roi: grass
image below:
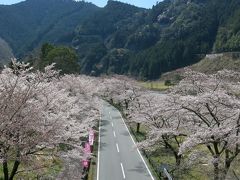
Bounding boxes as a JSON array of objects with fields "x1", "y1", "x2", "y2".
[
  {"x1": 140, "y1": 81, "x2": 171, "y2": 91},
  {"x1": 128, "y1": 123, "x2": 214, "y2": 180},
  {"x1": 0, "y1": 149, "x2": 63, "y2": 179},
  {"x1": 137, "y1": 134, "x2": 240, "y2": 179},
  {"x1": 149, "y1": 145, "x2": 212, "y2": 180},
  {"x1": 129, "y1": 122, "x2": 148, "y2": 141}
]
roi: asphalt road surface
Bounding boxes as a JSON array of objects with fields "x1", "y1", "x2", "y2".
[{"x1": 97, "y1": 101, "x2": 155, "y2": 180}]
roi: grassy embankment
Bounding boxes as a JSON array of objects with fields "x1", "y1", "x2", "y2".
[
  {"x1": 129, "y1": 123, "x2": 213, "y2": 180},
  {"x1": 130, "y1": 122, "x2": 240, "y2": 179},
  {"x1": 140, "y1": 81, "x2": 171, "y2": 91},
  {"x1": 0, "y1": 149, "x2": 62, "y2": 179}
]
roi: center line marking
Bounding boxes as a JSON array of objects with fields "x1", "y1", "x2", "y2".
[
  {"x1": 111, "y1": 122, "x2": 114, "y2": 127},
  {"x1": 116, "y1": 143, "x2": 120, "y2": 153},
  {"x1": 120, "y1": 163, "x2": 126, "y2": 179},
  {"x1": 113, "y1": 131, "x2": 116, "y2": 137}
]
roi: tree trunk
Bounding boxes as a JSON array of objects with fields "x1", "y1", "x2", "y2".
[
  {"x1": 124, "y1": 100, "x2": 128, "y2": 110},
  {"x1": 222, "y1": 161, "x2": 231, "y2": 180},
  {"x1": 9, "y1": 149, "x2": 21, "y2": 180},
  {"x1": 163, "y1": 137, "x2": 182, "y2": 166},
  {"x1": 213, "y1": 161, "x2": 219, "y2": 180},
  {"x1": 3, "y1": 160, "x2": 9, "y2": 180},
  {"x1": 137, "y1": 123, "x2": 140, "y2": 133},
  {"x1": 9, "y1": 160, "x2": 20, "y2": 180},
  {"x1": 223, "y1": 150, "x2": 234, "y2": 180},
  {"x1": 175, "y1": 155, "x2": 182, "y2": 166}
]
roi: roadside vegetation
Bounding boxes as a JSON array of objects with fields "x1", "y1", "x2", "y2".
[{"x1": 0, "y1": 154, "x2": 62, "y2": 179}]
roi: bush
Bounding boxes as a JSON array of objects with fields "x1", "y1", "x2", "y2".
[{"x1": 164, "y1": 80, "x2": 172, "y2": 86}]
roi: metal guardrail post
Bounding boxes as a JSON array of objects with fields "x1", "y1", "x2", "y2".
[{"x1": 163, "y1": 168, "x2": 173, "y2": 180}]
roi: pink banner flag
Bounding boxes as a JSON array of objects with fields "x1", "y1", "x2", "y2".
[
  {"x1": 89, "y1": 129, "x2": 95, "y2": 146},
  {"x1": 84, "y1": 142, "x2": 91, "y2": 154},
  {"x1": 82, "y1": 159, "x2": 89, "y2": 168}
]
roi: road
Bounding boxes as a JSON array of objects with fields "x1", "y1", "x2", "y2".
[{"x1": 97, "y1": 101, "x2": 155, "y2": 180}]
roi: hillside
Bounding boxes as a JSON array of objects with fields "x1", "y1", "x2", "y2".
[
  {"x1": 0, "y1": 0, "x2": 240, "y2": 79},
  {"x1": 160, "y1": 52, "x2": 240, "y2": 83},
  {"x1": 70, "y1": 1, "x2": 145, "y2": 75}
]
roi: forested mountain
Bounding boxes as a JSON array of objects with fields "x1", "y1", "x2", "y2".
[
  {"x1": 1, "y1": 0, "x2": 240, "y2": 79},
  {"x1": 0, "y1": 0, "x2": 99, "y2": 56},
  {"x1": 68, "y1": 0, "x2": 240, "y2": 79}
]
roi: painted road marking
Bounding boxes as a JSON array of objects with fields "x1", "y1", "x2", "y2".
[
  {"x1": 120, "y1": 163, "x2": 126, "y2": 179},
  {"x1": 97, "y1": 112, "x2": 101, "y2": 180},
  {"x1": 112, "y1": 122, "x2": 114, "y2": 127},
  {"x1": 120, "y1": 115, "x2": 155, "y2": 180},
  {"x1": 116, "y1": 143, "x2": 120, "y2": 153},
  {"x1": 113, "y1": 131, "x2": 116, "y2": 137}
]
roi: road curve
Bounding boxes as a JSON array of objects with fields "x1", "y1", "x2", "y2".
[{"x1": 97, "y1": 101, "x2": 155, "y2": 180}]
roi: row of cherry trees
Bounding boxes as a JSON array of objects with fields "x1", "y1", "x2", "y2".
[
  {"x1": 100, "y1": 70, "x2": 240, "y2": 180},
  {"x1": 0, "y1": 61, "x2": 101, "y2": 180},
  {"x1": 1, "y1": 59, "x2": 240, "y2": 179},
  {"x1": 0, "y1": 61, "x2": 138, "y2": 179}
]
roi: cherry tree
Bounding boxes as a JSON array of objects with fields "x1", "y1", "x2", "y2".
[
  {"x1": 98, "y1": 75, "x2": 141, "y2": 107},
  {"x1": 97, "y1": 75, "x2": 146, "y2": 132},
  {"x1": 126, "y1": 69, "x2": 240, "y2": 179},
  {"x1": 58, "y1": 74, "x2": 101, "y2": 147},
  {"x1": 167, "y1": 69, "x2": 240, "y2": 179},
  {"x1": 128, "y1": 92, "x2": 186, "y2": 168},
  {"x1": 0, "y1": 61, "x2": 100, "y2": 179}
]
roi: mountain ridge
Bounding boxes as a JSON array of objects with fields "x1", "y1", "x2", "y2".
[
  {"x1": 0, "y1": 0, "x2": 240, "y2": 79},
  {"x1": 0, "y1": 0, "x2": 100, "y2": 57}
]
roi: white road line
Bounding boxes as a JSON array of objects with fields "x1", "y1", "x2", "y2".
[
  {"x1": 109, "y1": 111, "x2": 110, "y2": 115},
  {"x1": 120, "y1": 163, "x2": 126, "y2": 179},
  {"x1": 111, "y1": 122, "x2": 114, "y2": 127},
  {"x1": 113, "y1": 131, "x2": 116, "y2": 137},
  {"x1": 120, "y1": 114, "x2": 155, "y2": 180},
  {"x1": 116, "y1": 143, "x2": 120, "y2": 153},
  {"x1": 97, "y1": 111, "x2": 101, "y2": 180}
]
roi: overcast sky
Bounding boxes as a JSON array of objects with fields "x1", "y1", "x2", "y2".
[{"x1": 0, "y1": 0, "x2": 159, "y2": 8}]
